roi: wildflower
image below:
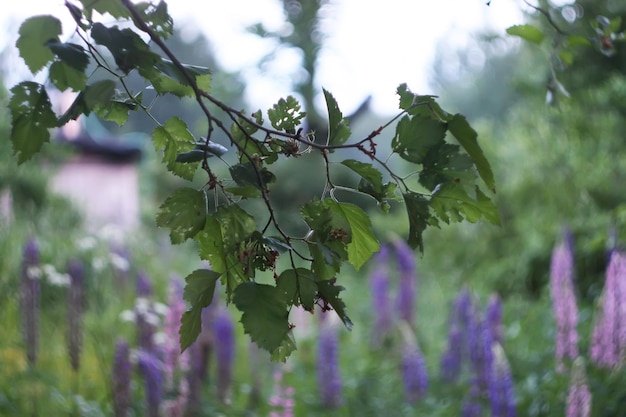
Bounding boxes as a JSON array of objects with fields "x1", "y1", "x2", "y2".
[
  {"x1": 440, "y1": 288, "x2": 473, "y2": 382},
  {"x1": 461, "y1": 386, "x2": 482, "y2": 417},
  {"x1": 112, "y1": 338, "x2": 131, "y2": 417},
  {"x1": 137, "y1": 349, "x2": 163, "y2": 417},
  {"x1": 136, "y1": 272, "x2": 157, "y2": 351},
  {"x1": 393, "y1": 239, "x2": 417, "y2": 325},
  {"x1": 486, "y1": 294, "x2": 503, "y2": 346},
  {"x1": 550, "y1": 239, "x2": 579, "y2": 372},
  {"x1": 489, "y1": 344, "x2": 516, "y2": 417},
  {"x1": 398, "y1": 323, "x2": 428, "y2": 403},
  {"x1": 590, "y1": 251, "x2": 626, "y2": 368},
  {"x1": 213, "y1": 306, "x2": 235, "y2": 403},
  {"x1": 20, "y1": 237, "x2": 40, "y2": 367},
  {"x1": 467, "y1": 307, "x2": 494, "y2": 393},
  {"x1": 67, "y1": 259, "x2": 85, "y2": 372},
  {"x1": 565, "y1": 358, "x2": 592, "y2": 417},
  {"x1": 317, "y1": 315, "x2": 342, "y2": 408},
  {"x1": 370, "y1": 245, "x2": 393, "y2": 346},
  {"x1": 269, "y1": 367, "x2": 296, "y2": 417}
]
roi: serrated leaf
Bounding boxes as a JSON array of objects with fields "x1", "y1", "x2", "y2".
[
  {"x1": 9, "y1": 82, "x2": 58, "y2": 163},
  {"x1": 267, "y1": 96, "x2": 305, "y2": 134},
  {"x1": 323, "y1": 88, "x2": 351, "y2": 147},
  {"x1": 179, "y1": 269, "x2": 220, "y2": 351},
  {"x1": 49, "y1": 61, "x2": 87, "y2": 91},
  {"x1": 317, "y1": 280, "x2": 352, "y2": 330},
  {"x1": 270, "y1": 331, "x2": 297, "y2": 363},
  {"x1": 448, "y1": 114, "x2": 496, "y2": 192},
  {"x1": 46, "y1": 41, "x2": 89, "y2": 72},
  {"x1": 91, "y1": 23, "x2": 160, "y2": 74},
  {"x1": 341, "y1": 159, "x2": 383, "y2": 191},
  {"x1": 403, "y1": 192, "x2": 430, "y2": 252},
  {"x1": 151, "y1": 60, "x2": 212, "y2": 97},
  {"x1": 152, "y1": 117, "x2": 198, "y2": 180},
  {"x1": 134, "y1": 1, "x2": 173, "y2": 38},
  {"x1": 233, "y1": 282, "x2": 291, "y2": 353},
  {"x1": 327, "y1": 201, "x2": 379, "y2": 270},
  {"x1": 506, "y1": 24, "x2": 545, "y2": 44},
  {"x1": 16, "y1": 15, "x2": 62, "y2": 73},
  {"x1": 156, "y1": 187, "x2": 206, "y2": 244},
  {"x1": 276, "y1": 268, "x2": 318, "y2": 310},
  {"x1": 392, "y1": 115, "x2": 447, "y2": 164},
  {"x1": 84, "y1": 79, "x2": 116, "y2": 109},
  {"x1": 396, "y1": 83, "x2": 446, "y2": 118},
  {"x1": 430, "y1": 183, "x2": 500, "y2": 225},
  {"x1": 79, "y1": 0, "x2": 131, "y2": 19},
  {"x1": 230, "y1": 163, "x2": 275, "y2": 190},
  {"x1": 95, "y1": 99, "x2": 133, "y2": 126}
]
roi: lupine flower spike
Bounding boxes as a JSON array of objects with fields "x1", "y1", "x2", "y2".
[
  {"x1": 370, "y1": 245, "x2": 392, "y2": 346},
  {"x1": 67, "y1": 259, "x2": 85, "y2": 372},
  {"x1": 112, "y1": 338, "x2": 131, "y2": 417},
  {"x1": 440, "y1": 288, "x2": 473, "y2": 383},
  {"x1": 213, "y1": 306, "x2": 235, "y2": 403},
  {"x1": 21, "y1": 237, "x2": 40, "y2": 368},
  {"x1": 549, "y1": 236, "x2": 579, "y2": 373},
  {"x1": 394, "y1": 239, "x2": 417, "y2": 325},
  {"x1": 489, "y1": 344, "x2": 516, "y2": 417},
  {"x1": 398, "y1": 322, "x2": 428, "y2": 403},
  {"x1": 566, "y1": 357, "x2": 592, "y2": 417},
  {"x1": 590, "y1": 251, "x2": 626, "y2": 369},
  {"x1": 317, "y1": 313, "x2": 342, "y2": 408},
  {"x1": 137, "y1": 349, "x2": 163, "y2": 417},
  {"x1": 269, "y1": 366, "x2": 295, "y2": 417}
]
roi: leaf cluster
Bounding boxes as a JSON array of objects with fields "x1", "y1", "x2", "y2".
[{"x1": 9, "y1": 0, "x2": 499, "y2": 359}]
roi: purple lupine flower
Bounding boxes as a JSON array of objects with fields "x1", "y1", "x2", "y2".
[
  {"x1": 317, "y1": 316, "x2": 342, "y2": 408},
  {"x1": 370, "y1": 245, "x2": 393, "y2": 346},
  {"x1": 137, "y1": 349, "x2": 163, "y2": 417},
  {"x1": 467, "y1": 308, "x2": 494, "y2": 393},
  {"x1": 440, "y1": 288, "x2": 473, "y2": 382},
  {"x1": 566, "y1": 358, "x2": 592, "y2": 417},
  {"x1": 184, "y1": 341, "x2": 203, "y2": 416},
  {"x1": 461, "y1": 385, "x2": 483, "y2": 417},
  {"x1": 269, "y1": 367, "x2": 296, "y2": 417},
  {"x1": 136, "y1": 272, "x2": 157, "y2": 352},
  {"x1": 393, "y1": 239, "x2": 417, "y2": 325},
  {"x1": 112, "y1": 338, "x2": 132, "y2": 417},
  {"x1": 590, "y1": 251, "x2": 626, "y2": 368},
  {"x1": 67, "y1": 259, "x2": 85, "y2": 372},
  {"x1": 550, "y1": 239, "x2": 579, "y2": 373},
  {"x1": 486, "y1": 294, "x2": 503, "y2": 346},
  {"x1": 213, "y1": 306, "x2": 235, "y2": 403},
  {"x1": 399, "y1": 332, "x2": 428, "y2": 403},
  {"x1": 489, "y1": 344, "x2": 516, "y2": 417},
  {"x1": 20, "y1": 237, "x2": 40, "y2": 367}
]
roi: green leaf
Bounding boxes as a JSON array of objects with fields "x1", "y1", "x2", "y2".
[
  {"x1": 46, "y1": 41, "x2": 89, "y2": 72},
  {"x1": 430, "y1": 183, "x2": 500, "y2": 225},
  {"x1": 506, "y1": 24, "x2": 545, "y2": 44},
  {"x1": 16, "y1": 15, "x2": 62, "y2": 73},
  {"x1": 230, "y1": 163, "x2": 275, "y2": 190},
  {"x1": 196, "y1": 140, "x2": 228, "y2": 157},
  {"x1": 323, "y1": 88, "x2": 351, "y2": 147},
  {"x1": 224, "y1": 186, "x2": 262, "y2": 198},
  {"x1": 316, "y1": 279, "x2": 352, "y2": 330},
  {"x1": 392, "y1": 115, "x2": 447, "y2": 164},
  {"x1": 91, "y1": 23, "x2": 160, "y2": 74},
  {"x1": 396, "y1": 84, "x2": 447, "y2": 118},
  {"x1": 152, "y1": 117, "x2": 198, "y2": 180},
  {"x1": 566, "y1": 35, "x2": 591, "y2": 47},
  {"x1": 341, "y1": 159, "x2": 383, "y2": 190},
  {"x1": 233, "y1": 282, "x2": 291, "y2": 353},
  {"x1": 276, "y1": 268, "x2": 318, "y2": 311},
  {"x1": 180, "y1": 269, "x2": 220, "y2": 351},
  {"x1": 270, "y1": 331, "x2": 297, "y2": 363},
  {"x1": 341, "y1": 159, "x2": 399, "y2": 210},
  {"x1": 84, "y1": 79, "x2": 116, "y2": 109},
  {"x1": 79, "y1": 0, "x2": 131, "y2": 19},
  {"x1": 267, "y1": 96, "x2": 305, "y2": 134},
  {"x1": 403, "y1": 192, "x2": 430, "y2": 252},
  {"x1": 9, "y1": 82, "x2": 58, "y2": 163},
  {"x1": 49, "y1": 61, "x2": 87, "y2": 91},
  {"x1": 447, "y1": 114, "x2": 496, "y2": 192},
  {"x1": 152, "y1": 60, "x2": 212, "y2": 97},
  {"x1": 134, "y1": 1, "x2": 173, "y2": 38},
  {"x1": 95, "y1": 97, "x2": 134, "y2": 126},
  {"x1": 327, "y1": 201, "x2": 379, "y2": 270},
  {"x1": 156, "y1": 187, "x2": 206, "y2": 244}
]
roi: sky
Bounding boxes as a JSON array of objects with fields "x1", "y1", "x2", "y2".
[{"x1": 2, "y1": 0, "x2": 525, "y2": 115}]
